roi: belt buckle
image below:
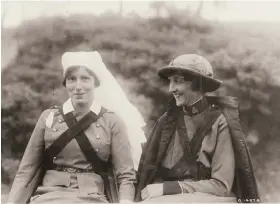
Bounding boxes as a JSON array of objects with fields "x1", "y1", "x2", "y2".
[{"x1": 66, "y1": 167, "x2": 77, "y2": 173}]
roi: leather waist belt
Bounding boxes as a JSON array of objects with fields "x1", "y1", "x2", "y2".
[{"x1": 52, "y1": 165, "x2": 95, "y2": 173}]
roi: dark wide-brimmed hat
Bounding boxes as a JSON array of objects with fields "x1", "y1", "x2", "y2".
[{"x1": 158, "y1": 54, "x2": 222, "y2": 92}]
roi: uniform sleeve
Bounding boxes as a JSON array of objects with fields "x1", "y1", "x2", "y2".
[
  {"x1": 163, "y1": 116, "x2": 235, "y2": 197},
  {"x1": 109, "y1": 113, "x2": 137, "y2": 201},
  {"x1": 7, "y1": 110, "x2": 49, "y2": 203}
]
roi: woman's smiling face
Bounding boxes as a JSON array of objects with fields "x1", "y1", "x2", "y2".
[
  {"x1": 65, "y1": 66, "x2": 96, "y2": 106},
  {"x1": 168, "y1": 74, "x2": 201, "y2": 107}
]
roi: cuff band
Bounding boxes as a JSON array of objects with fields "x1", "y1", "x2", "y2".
[{"x1": 163, "y1": 181, "x2": 182, "y2": 195}]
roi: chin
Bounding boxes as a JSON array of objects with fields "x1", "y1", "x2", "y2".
[
  {"x1": 72, "y1": 98, "x2": 86, "y2": 105},
  {"x1": 175, "y1": 100, "x2": 185, "y2": 107},
  {"x1": 76, "y1": 100, "x2": 86, "y2": 104}
]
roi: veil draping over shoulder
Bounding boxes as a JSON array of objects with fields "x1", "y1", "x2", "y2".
[{"x1": 90, "y1": 51, "x2": 147, "y2": 170}]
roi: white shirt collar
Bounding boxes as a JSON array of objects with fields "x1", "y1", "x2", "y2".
[{"x1": 62, "y1": 98, "x2": 101, "y2": 115}]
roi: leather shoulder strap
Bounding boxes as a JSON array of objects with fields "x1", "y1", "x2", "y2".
[
  {"x1": 176, "y1": 111, "x2": 200, "y2": 177},
  {"x1": 58, "y1": 107, "x2": 108, "y2": 173},
  {"x1": 26, "y1": 108, "x2": 106, "y2": 186},
  {"x1": 45, "y1": 108, "x2": 105, "y2": 159},
  {"x1": 176, "y1": 107, "x2": 222, "y2": 179},
  {"x1": 59, "y1": 108, "x2": 119, "y2": 203},
  {"x1": 190, "y1": 107, "x2": 222, "y2": 158}
]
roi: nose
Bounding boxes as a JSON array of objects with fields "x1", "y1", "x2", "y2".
[
  {"x1": 75, "y1": 79, "x2": 82, "y2": 92},
  {"x1": 169, "y1": 81, "x2": 177, "y2": 93}
]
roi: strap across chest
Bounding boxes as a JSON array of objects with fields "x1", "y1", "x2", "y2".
[
  {"x1": 26, "y1": 107, "x2": 107, "y2": 186},
  {"x1": 45, "y1": 108, "x2": 104, "y2": 159},
  {"x1": 52, "y1": 107, "x2": 109, "y2": 173},
  {"x1": 167, "y1": 108, "x2": 222, "y2": 179}
]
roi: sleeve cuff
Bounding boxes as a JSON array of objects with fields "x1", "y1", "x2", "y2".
[
  {"x1": 119, "y1": 184, "x2": 135, "y2": 201},
  {"x1": 163, "y1": 181, "x2": 183, "y2": 195}
]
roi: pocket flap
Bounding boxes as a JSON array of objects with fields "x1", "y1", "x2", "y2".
[
  {"x1": 42, "y1": 170, "x2": 70, "y2": 187},
  {"x1": 77, "y1": 172, "x2": 104, "y2": 195}
]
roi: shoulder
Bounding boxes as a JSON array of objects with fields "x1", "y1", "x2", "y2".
[
  {"x1": 102, "y1": 110, "x2": 120, "y2": 121},
  {"x1": 101, "y1": 110, "x2": 126, "y2": 129},
  {"x1": 212, "y1": 111, "x2": 229, "y2": 134},
  {"x1": 217, "y1": 113, "x2": 227, "y2": 125},
  {"x1": 157, "y1": 112, "x2": 168, "y2": 124},
  {"x1": 207, "y1": 104, "x2": 228, "y2": 131},
  {"x1": 43, "y1": 106, "x2": 60, "y2": 115},
  {"x1": 38, "y1": 106, "x2": 60, "y2": 122}
]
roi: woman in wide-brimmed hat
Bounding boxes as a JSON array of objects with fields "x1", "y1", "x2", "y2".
[
  {"x1": 7, "y1": 51, "x2": 146, "y2": 204},
  {"x1": 135, "y1": 54, "x2": 259, "y2": 203}
]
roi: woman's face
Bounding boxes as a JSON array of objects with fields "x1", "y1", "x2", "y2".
[
  {"x1": 65, "y1": 66, "x2": 96, "y2": 106},
  {"x1": 168, "y1": 74, "x2": 200, "y2": 107}
]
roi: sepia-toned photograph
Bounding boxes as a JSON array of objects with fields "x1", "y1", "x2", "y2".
[{"x1": 1, "y1": 0, "x2": 280, "y2": 203}]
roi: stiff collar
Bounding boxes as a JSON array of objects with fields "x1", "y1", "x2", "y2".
[
  {"x1": 183, "y1": 96, "x2": 209, "y2": 116},
  {"x1": 62, "y1": 98, "x2": 101, "y2": 115}
]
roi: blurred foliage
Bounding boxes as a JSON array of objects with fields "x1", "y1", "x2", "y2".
[{"x1": 1, "y1": 13, "x2": 280, "y2": 202}]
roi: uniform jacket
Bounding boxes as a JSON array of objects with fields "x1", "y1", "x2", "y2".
[
  {"x1": 135, "y1": 96, "x2": 259, "y2": 202},
  {"x1": 7, "y1": 99, "x2": 136, "y2": 203}
]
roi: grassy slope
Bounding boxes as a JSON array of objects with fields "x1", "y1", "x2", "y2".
[{"x1": 1, "y1": 20, "x2": 280, "y2": 202}]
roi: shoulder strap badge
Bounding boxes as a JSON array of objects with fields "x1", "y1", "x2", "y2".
[
  {"x1": 45, "y1": 105, "x2": 59, "y2": 128},
  {"x1": 46, "y1": 111, "x2": 54, "y2": 128}
]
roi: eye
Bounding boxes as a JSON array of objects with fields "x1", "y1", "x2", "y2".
[
  {"x1": 81, "y1": 76, "x2": 90, "y2": 81},
  {"x1": 66, "y1": 76, "x2": 76, "y2": 82},
  {"x1": 173, "y1": 77, "x2": 184, "y2": 84},
  {"x1": 173, "y1": 78, "x2": 179, "y2": 84}
]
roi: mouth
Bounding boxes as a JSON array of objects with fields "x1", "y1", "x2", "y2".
[
  {"x1": 74, "y1": 93, "x2": 85, "y2": 98},
  {"x1": 173, "y1": 93, "x2": 183, "y2": 99}
]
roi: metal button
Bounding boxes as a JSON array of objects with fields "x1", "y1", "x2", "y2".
[
  {"x1": 58, "y1": 119, "x2": 63, "y2": 123},
  {"x1": 52, "y1": 128, "x2": 58, "y2": 132},
  {"x1": 96, "y1": 123, "x2": 100, "y2": 127},
  {"x1": 95, "y1": 148, "x2": 99, "y2": 152},
  {"x1": 96, "y1": 135, "x2": 100, "y2": 140}
]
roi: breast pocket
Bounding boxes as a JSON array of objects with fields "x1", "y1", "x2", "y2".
[
  {"x1": 85, "y1": 126, "x2": 111, "y2": 161},
  {"x1": 42, "y1": 170, "x2": 70, "y2": 187}
]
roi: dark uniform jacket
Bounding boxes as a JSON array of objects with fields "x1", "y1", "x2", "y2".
[{"x1": 135, "y1": 96, "x2": 259, "y2": 202}]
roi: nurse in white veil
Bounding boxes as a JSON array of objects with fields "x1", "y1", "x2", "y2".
[{"x1": 7, "y1": 51, "x2": 144, "y2": 203}]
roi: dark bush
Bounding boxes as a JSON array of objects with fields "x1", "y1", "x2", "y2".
[{"x1": 2, "y1": 14, "x2": 280, "y2": 201}]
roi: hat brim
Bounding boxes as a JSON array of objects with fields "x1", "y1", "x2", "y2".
[{"x1": 158, "y1": 66, "x2": 222, "y2": 92}]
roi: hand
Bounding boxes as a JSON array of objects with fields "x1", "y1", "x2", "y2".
[{"x1": 141, "y1": 183, "x2": 163, "y2": 200}]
